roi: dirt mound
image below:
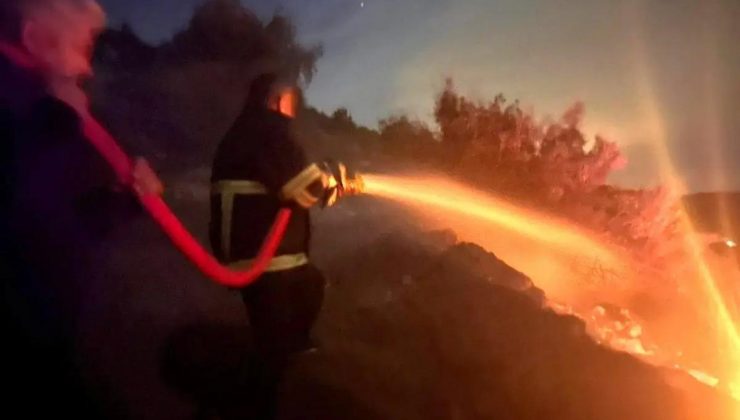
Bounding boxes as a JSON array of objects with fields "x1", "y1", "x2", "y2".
[{"x1": 281, "y1": 231, "x2": 735, "y2": 420}]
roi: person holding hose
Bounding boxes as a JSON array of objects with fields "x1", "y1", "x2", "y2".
[
  {"x1": 0, "y1": 0, "x2": 163, "y2": 416},
  {"x1": 210, "y1": 73, "x2": 364, "y2": 419}
]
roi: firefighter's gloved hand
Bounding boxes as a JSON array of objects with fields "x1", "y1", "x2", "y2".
[
  {"x1": 319, "y1": 160, "x2": 364, "y2": 207},
  {"x1": 132, "y1": 157, "x2": 164, "y2": 196}
]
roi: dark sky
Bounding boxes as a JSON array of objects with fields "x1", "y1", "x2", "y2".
[{"x1": 98, "y1": 0, "x2": 739, "y2": 192}]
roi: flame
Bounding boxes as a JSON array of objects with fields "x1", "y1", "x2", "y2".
[
  {"x1": 364, "y1": 172, "x2": 740, "y2": 410},
  {"x1": 358, "y1": 3, "x2": 739, "y2": 411},
  {"x1": 624, "y1": 0, "x2": 740, "y2": 407},
  {"x1": 363, "y1": 174, "x2": 629, "y2": 305},
  {"x1": 364, "y1": 175, "x2": 616, "y2": 260}
]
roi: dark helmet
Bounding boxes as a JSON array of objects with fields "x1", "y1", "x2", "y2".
[
  {"x1": 244, "y1": 72, "x2": 303, "y2": 112},
  {"x1": 245, "y1": 72, "x2": 279, "y2": 109}
]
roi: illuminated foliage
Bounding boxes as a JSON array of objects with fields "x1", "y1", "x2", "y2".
[{"x1": 381, "y1": 79, "x2": 681, "y2": 263}]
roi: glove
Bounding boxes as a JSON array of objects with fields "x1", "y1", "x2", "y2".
[{"x1": 319, "y1": 160, "x2": 364, "y2": 207}]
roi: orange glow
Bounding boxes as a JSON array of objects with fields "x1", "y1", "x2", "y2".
[
  {"x1": 363, "y1": 174, "x2": 629, "y2": 305},
  {"x1": 358, "y1": 4, "x2": 739, "y2": 411},
  {"x1": 364, "y1": 171, "x2": 740, "y2": 409},
  {"x1": 364, "y1": 175, "x2": 619, "y2": 260},
  {"x1": 624, "y1": 0, "x2": 740, "y2": 406}
]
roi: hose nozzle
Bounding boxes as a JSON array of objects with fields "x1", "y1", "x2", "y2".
[{"x1": 344, "y1": 172, "x2": 365, "y2": 196}]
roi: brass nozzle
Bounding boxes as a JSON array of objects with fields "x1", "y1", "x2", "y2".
[{"x1": 345, "y1": 172, "x2": 365, "y2": 195}]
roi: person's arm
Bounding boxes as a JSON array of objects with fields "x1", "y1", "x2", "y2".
[
  {"x1": 63, "y1": 107, "x2": 162, "y2": 231},
  {"x1": 254, "y1": 122, "x2": 362, "y2": 209},
  {"x1": 280, "y1": 160, "x2": 363, "y2": 208}
]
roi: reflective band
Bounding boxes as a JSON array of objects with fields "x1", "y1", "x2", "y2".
[
  {"x1": 229, "y1": 253, "x2": 309, "y2": 273},
  {"x1": 212, "y1": 180, "x2": 268, "y2": 195},
  {"x1": 212, "y1": 180, "x2": 269, "y2": 260},
  {"x1": 295, "y1": 190, "x2": 319, "y2": 208},
  {"x1": 280, "y1": 164, "x2": 325, "y2": 208}
]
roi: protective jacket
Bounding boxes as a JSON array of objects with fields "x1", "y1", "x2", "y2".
[{"x1": 210, "y1": 104, "x2": 353, "y2": 272}]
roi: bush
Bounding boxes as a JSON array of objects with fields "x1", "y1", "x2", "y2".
[
  {"x1": 379, "y1": 79, "x2": 681, "y2": 265},
  {"x1": 378, "y1": 115, "x2": 437, "y2": 164}
]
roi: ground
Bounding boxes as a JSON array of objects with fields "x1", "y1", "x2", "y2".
[{"x1": 70, "y1": 181, "x2": 736, "y2": 419}]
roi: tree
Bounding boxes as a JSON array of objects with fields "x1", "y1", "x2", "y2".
[
  {"x1": 93, "y1": 24, "x2": 156, "y2": 70},
  {"x1": 379, "y1": 79, "x2": 683, "y2": 265},
  {"x1": 163, "y1": 0, "x2": 321, "y2": 85},
  {"x1": 331, "y1": 108, "x2": 356, "y2": 130},
  {"x1": 264, "y1": 15, "x2": 323, "y2": 84},
  {"x1": 379, "y1": 115, "x2": 437, "y2": 163},
  {"x1": 90, "y1": 0, "x2": 323, "y2": 171}
]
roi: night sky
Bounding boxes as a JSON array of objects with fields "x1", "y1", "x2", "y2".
[{"x1": 98, "y1": 0, "x2": 739, "y2": 191}]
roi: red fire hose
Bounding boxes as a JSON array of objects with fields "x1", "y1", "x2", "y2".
[
  {"x1": 1, "y1": 41, "x2": 289, "y2": 287},
  {"x1": 81, "y1": 116, "x2": 291, "y2": 288}
]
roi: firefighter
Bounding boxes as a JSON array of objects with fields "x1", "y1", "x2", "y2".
[
  {"x1": 0, "y1": 0, "x2": 163, "y2": 416},
  {"x1": 210, "y1": 73, "x2": 363, "y2": 418}
]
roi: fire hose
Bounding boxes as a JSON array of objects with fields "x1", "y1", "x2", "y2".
[
  {"x1": 1, "y1": 40, "x2": 288, "y2": 287},
  {"x1": 81, "y1": 116, "x2": 291, "y2": 288},
  {"x1": 0, "y1": 41, "x2": 359, "y2": 288}
]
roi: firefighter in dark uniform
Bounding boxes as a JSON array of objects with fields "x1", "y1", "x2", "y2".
[{"x1": 210, "y1": 73, "x2": 362, "y2": 418}]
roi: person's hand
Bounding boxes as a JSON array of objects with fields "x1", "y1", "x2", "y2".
[
  {"x1": 132, "y1": 158, "x2": 164, "y2": 196},
  {"x1": 318, "y1": 161, "x2": 364, "y2": 207}
]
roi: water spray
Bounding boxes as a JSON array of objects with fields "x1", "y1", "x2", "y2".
[{"x1": 360, "y1": 171, "x2": 740, "y2": 406}]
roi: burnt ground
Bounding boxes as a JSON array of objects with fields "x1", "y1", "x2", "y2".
[{"x1": 62, "y1": 184, "x2": 737, "y2": 420}]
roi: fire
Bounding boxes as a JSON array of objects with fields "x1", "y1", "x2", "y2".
[
  {"x1": 364, "y1": 172, "x2": 740, "y2": 409},
  {"x1": 357, "y1": 6, "x2": 740, "y2": 411},
  {"x1": 364, "y1": 174, "x2": 628, "y2": 304},
  {"x1": 623, "y1": 0, "x2": 740, "y2": 409},
  {"x1": 364, "y1": 175, "x2": 619, "y2": 262}
]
